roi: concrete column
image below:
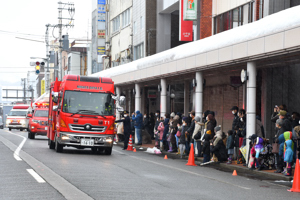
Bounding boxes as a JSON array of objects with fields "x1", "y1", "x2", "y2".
[
  {"x1": 184, "y1": 80, "x2": 189, "y2": 116},
  {"x1": 116, "y1": 87, "x2": 121, "y2": 120},
  {"x1": 246, "y1": 61, "x2": 257, "y2": 164},
  {"x1": 160, "y1": 79, "x2": 167, "y2": 118},
  {"x1": 135, "y1": 83, "x2": 141, "y2": 112},
  {"x1": 195, "y1": 71, "x2": 203, "y2": 119}
]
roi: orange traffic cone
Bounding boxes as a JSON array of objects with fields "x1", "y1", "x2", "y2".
[
  {"x1": 164, "y1": 155, "x2": 168, "y2": 159},
  {"x1": 186, "y1": 143, "x2": 197, "y2": 166},
  {"x1": 232, "y1": 170, "x2": 238, "y2": 176},
  {"x1": 288, "y1": 159, "x2": 300, "y2": 192},
  {"x1": 133, "y1": 148, "x2": 136, "y2": 152},
  {"x1": 127, "y1": 135, "x2": 133, "y2": 151}
]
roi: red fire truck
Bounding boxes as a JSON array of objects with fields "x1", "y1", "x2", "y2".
[
  {"x1": 47, "y1": 75, "x2": 116, "y2": 155},
  {"x1": 27, "y1": 103, "x2": 49, "y2": 139}
]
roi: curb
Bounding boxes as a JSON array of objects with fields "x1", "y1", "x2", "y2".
[{"x1": 114, "y1": 142, "x2": 293, "y2": 181}]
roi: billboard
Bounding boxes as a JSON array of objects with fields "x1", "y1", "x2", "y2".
[
  {"x1": 179, "y1": 0, "x2": 193, "y2": 41},
  {"x1": 183, "y1": 0, "x2": 197, "y2": 21}
]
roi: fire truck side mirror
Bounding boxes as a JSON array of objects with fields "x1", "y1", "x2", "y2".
[
  {"x1": 27, "y1": 114, "x2": 32, "y2": 118},
  {"x1": 53, "y1": 105, "x2": 58, "y2": 111},
  {"x1": 52, "y1": 92, "x2": 59, "y2": 103}
]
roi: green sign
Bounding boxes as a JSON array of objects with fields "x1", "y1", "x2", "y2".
[{"x1": 183, "y1": 0, "x2": 197, "y2": 21}]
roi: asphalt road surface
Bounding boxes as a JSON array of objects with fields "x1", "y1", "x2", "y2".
[{"x1": 0, "y1": 128, "x2": 299, "y2": 200}]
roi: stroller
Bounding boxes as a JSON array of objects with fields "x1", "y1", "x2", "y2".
[{"x1": 248, "y1": 135, "x2": 275, "y2": 170}]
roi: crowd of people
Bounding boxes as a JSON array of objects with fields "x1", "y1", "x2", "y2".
[{"x1": 115, "y1": 104, "x2": 300, "y2": 176}]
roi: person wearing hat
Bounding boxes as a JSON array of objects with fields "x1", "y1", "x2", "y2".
[
  {"x1": 279, "y1": 110, "x2": 292, "y2": 133},
  {"x1": 185, "y1": 110, "x2": 195, "y2": 156},
  {"x1": 115, "y1": 111, "x2": 132, "y2": 150}
]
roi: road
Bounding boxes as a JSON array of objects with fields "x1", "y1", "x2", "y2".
[{"x1": 0, "y1": 128, "x2": 299, "y2": 200}]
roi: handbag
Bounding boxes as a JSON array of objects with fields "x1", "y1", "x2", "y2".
[
  {"x1": 176, "y1": 130, "x2": 181, "y2": 137},
  {"x1": 194, "y1": 131, "x2": 201, "y2": 140},
  {"x1": 272, "y1": 143, "x2": 279, "y2": 154}
]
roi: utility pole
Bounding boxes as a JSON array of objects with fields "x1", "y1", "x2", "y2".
[
  {"x1": 21, "y1": 78, "x2": 26, "y2": 103},
  {"x1": 57, "y1": 1, "x2": 75, "y2": 81},
  {"x1": 45, "y1": 24, "x2": 50, "y2": 92}
]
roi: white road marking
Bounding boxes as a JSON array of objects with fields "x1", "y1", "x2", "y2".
[
  {"x1": 5, "y1": 130, "x2": 27, "y2": 161},
  {"x1": 26, "y1": 169, "x2": 46, "y2": 183},
  {"x1": 114, "y1": 149, "x2": 251, "y2": 190}
]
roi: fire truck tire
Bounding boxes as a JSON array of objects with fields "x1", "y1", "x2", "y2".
[
  {"x1": 104, "y1": 147, "x2": 112, "y2": 155},
  {"x1": 20, "y1": 129, "x2": 23, "y2": 131},
  {"x1": 48, "y1": 139, "x2": 55, "y2": 149},
  {"x1": 28, "y1": 131, "x2": 35, "y2": 139},
  {"x1": 55, "y1": 137, "x2": 63, "y2": 153},
  {"x1": 9, "y1": 128, "x2": 11, "y2": 131}
]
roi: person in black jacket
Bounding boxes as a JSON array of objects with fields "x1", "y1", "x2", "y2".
[
  {"x1": 202, "y1": 134, "x2": 211, "y2": 163},
  {"x1": 237, "y1": 109, "x2": 246, "y2": 164},
  {"x1": 115, "y1": 110, "x2": 131, "y2": 150},
  {"x1": 231, "y1": 106, "x2": 239, "y2": 130}
]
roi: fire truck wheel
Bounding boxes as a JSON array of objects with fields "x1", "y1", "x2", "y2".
[
  {"x1": 9, "y1": 128, "x2": 11, "y2": 131},
  {"x1": 48, "y1": 139, "x2": 55, "y2": 149},
  {"x1": 104, "y1": 147, "x2": 112, "y2": 155},
  {"x1": 55, "y1": 137, "x2": 63, "y2": 153},
  {"x1": 28, "y1": 131, "x2": 35, "y2": 139}
]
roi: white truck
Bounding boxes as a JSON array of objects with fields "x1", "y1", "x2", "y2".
[{"x1": 6, "y1": 105, "x2": 32, "y2": 131}]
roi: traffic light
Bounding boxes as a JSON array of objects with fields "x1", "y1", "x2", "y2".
[{"x1": 35, "y1": 61, "x2": 40, "y2": 74}]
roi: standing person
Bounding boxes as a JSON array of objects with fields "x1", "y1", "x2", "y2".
[
  {"x1": 132, "y1": 110, "x2": 143, "y2": 145},
  {"x1": 226, "y1": 130, "x2": 234, "y2": 164},
  {"x1": 274, "y1": 119, "x2": 285, "y2": 173},
  {"x1": 192, "y1": 116, "x2": 204, "y2": 157},
  {"x1": 115, "y1": 111, "x2": 131, "y2": 150},
  {"x1": 149, "y1": 113, "x2": 155, "y2": 139},
  {"x1": 202, "y1": 134, "x2": 212, "y2": 164},
  {"x1": 157, "y1": 120, "x2": 165, "y2": 150},
  {"x1": 231, "y1": 106, "x2": 240, "y2": 161},
  {"x1": 143, "y1": 113, "x2": 153, "y2": 139},
  {"x1": 185, "y1": 111, "x2": 195, "y2": 156},
  {"x1": 178, "y1": 117, "x2": 188, "y2": 158},
  {"x1": 162, "y1": 113, "x2": 170, "y2": 151},
  {"x1": 279, "y1": 110, "x2": 292, "y2": 132},
  {"x1": 231, "y1": 106, "x2": 239, "y2": 131},
  {"x1": 237, "y1": 109, "x2": 246, "y2": 164},
  {"x1": 205, "y1": 114, "x2": 216, "y2": 139}
]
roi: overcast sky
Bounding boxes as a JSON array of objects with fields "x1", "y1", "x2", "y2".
[{"x1": 0, "y1": 0, "x2": 92, "y2": 89}]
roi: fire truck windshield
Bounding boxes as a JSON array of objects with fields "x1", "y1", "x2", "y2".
[
  {"x1": 34, "y1": 110, "x2": 48, "y2": 117},
  {"x1": 8, "y1": 111, "x2": 27, "y2": 116},
  {"x1": 62, "y1": 91, "x2": 115, "y2": 115}
]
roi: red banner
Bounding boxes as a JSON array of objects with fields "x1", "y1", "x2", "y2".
[{"x1": 179, "y1": 0, "x2": 193, "y2": 41}]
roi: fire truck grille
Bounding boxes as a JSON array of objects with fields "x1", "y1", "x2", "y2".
[{"x1": 69, "y1": 124, "x2": 107, "y2": 133}]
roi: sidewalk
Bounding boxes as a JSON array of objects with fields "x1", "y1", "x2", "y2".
[{"x1": 115, "y1": 140, "x2": 293, "y2": 182}]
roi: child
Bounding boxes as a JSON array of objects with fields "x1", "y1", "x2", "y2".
[
  {"x1": 178, "y1": 117, "x2": 188, "y2": 158},
  {"x1": 157, "y1": 120, "x2": 165, "y2": 151},
  {"x1": 226, "y1": 130, "x2": 234, "y2": 164}
]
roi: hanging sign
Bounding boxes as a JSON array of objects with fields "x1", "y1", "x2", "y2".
[
  {"x1": 179, "y1": 0, "x2": 193, "y2": 41},
  {"x1": 183, "y1": 0, "x2": 197, "y2": 21}
]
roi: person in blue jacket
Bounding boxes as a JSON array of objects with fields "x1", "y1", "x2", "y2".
[
  {"x1": 284, "y1": 139, "x2": 294, "y2": 176},
  {"x1": 132, "y1": 110, "x2": 143, "y2": 145},
  {"x1": 275, "y1": 133, "x2": 285, "y2": 173}
]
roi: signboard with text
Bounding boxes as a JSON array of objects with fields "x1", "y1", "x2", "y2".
[
  {"x1": 41, "y1": 80, "x2": 45, "y2": 95},
  {"x1": 183, "y1": 0, "x2": 197, "y2": 21},
  {"x1": 97, "y1": 30, "x2": 105, "y2": 38},
  {"x1": 97, "y1": 46, "x2": 105, "y2": 55},
  {"x1": 179, "y1": 0, "x2": 193, "y2": 41}
]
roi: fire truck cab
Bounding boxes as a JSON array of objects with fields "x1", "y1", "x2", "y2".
[
  {"x1": 47, "y1": 75, "x2": 117, "y2": 155},
  {"x1": 27, "y1": 104, "x2": 49, "y2": 139}
]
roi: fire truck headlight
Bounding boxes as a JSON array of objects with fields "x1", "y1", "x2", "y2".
[
  {"x1": 61, "y1": 134, "x2": 70, "y2": 140},
  {"x1": 105, "y1": 137, "x2": 113, "y2": 143},
  {"x1": 6, "y1": 119, "x2": 9, "y2": 125}
]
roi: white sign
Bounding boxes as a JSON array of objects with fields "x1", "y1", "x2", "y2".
[{"x1": 183, "y1": 0, "x2": 197, "y2": 21}]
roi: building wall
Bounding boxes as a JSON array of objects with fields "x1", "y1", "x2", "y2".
[
  {"x1": 133, "y1": 0, "x2": 146, "y2": 57},
  {"x1": 200, "y1": 0, "x2": 212, "y2": 39},
  {"x1": 109, "y1": 0, "x2": 132, "y2": 64},
  {"x1": 145, "y1": 0, "x2": 157, "y2": 56},
  {"x1": 212, "y1": 0, "x2": 252, "y2": 15},
  {"x1": 68, "y1": 53, "x2": 81, "y2": 75},
  {"x1": 156, "y1": 0, "x2": 172, "y2": 53}
]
